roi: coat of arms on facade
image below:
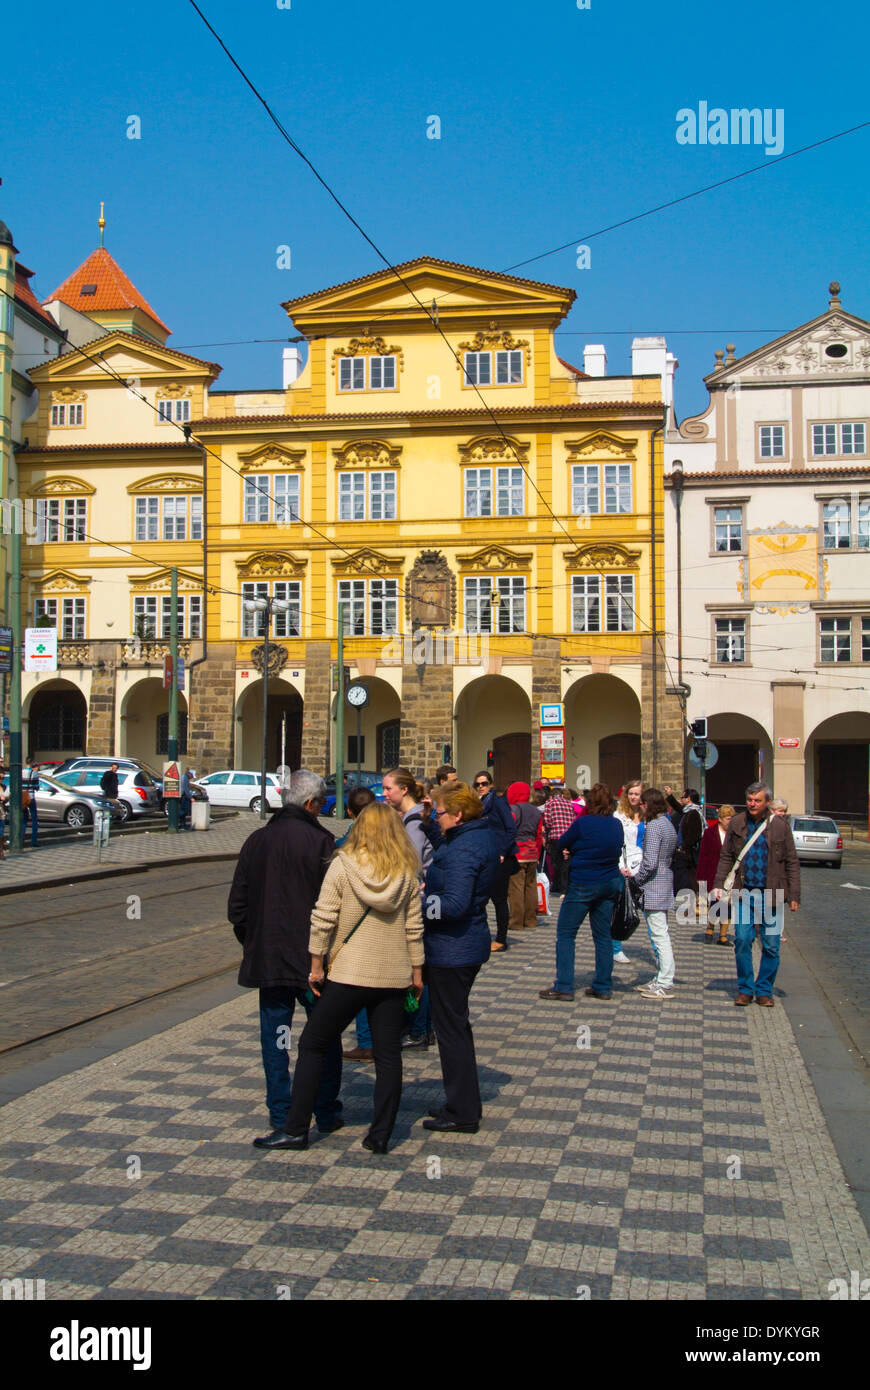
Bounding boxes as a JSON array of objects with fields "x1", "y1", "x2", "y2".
[
  {"x1": 250, "y1": 644, "x2": 289, "y2": 676},
  {"x1": 407, "y1": 551, "x2": 455, "y2": 629}
]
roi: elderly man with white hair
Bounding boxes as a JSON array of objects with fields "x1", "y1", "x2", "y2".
[{"x1": 228, "y1": 769, "x2": 344, "y2": 1146}]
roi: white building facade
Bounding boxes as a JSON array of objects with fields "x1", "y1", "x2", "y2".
[{"x1": 664, "y1": 283, "x2": 870, "y2": 819}]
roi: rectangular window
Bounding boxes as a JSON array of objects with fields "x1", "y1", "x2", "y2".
[
  {"x1": 244, "y1": 477, "x2": 270, "y2": 524},
  {"x1": 190, "y1": 494, "x2": 203, "y2": 540},
  {"x1": 34, "y1": 598, "x2": 57, "y2": 626},
  {"x1": 369, "y1": 471, "x2": 397, "y2": 521},
  {"x1": 272, "y1": 581, "x2": 302, "y2": 637},
  {"x1": 160, "y1": 596, "x2": 184, "y2": 639},
  {"x1": 495, "y1": 349, "x2": 523, "y2": 384},
  {"x1": 820, "y1": 617, "x2": 851, "y2": 663},
  {"x1": 571, "y1": 464, "x2": 599, "y2": 515},
  {"x1": 58, "y1": 498, "x2": 87, "y2": 541},
  {"x1": 463, "y1": 577, "x2": 493, "y2": 634},
  {"x1": 603, "y1": 463, "x2": 632, "y2": 514},
  {"x1": 61, "y1": 597, "x2": 86, "y2": 640},
  {"x1": 134, "y1": 596, "x2": 159, "y2": 639},
  {"x1": 36, "y1": 498, "x2": 60, "y2": 542},
  {"x1": 605, "y1": 575, "x2": 635, "y2": 632},
  {"x1": 495, "y1": 467, "x2": 523, "y2": 517},
  {"x1": 50, "y1": 402, "x2": 84, "y2": 426},
  {"x1": 369, "y1": 579, "x2": 398, "y2": 635},
  {"x1": 273, "y1": 474, "x2": 300, "y2": 525},
  {"x1": 338, "y1": 472, "x2": 366, "y2": 521},
  {"x1": 189, "y1": 594, "x2": 202, "y2": 639},
  {"x1": 464, "y1": 468, "x2": 492, "y2": 518},
  {"x1": 135, "y1": 496, "x2": 159, "y2": 541},
  {"x1": 823, "y1": 500, "x2": 851, "y2": 549},
  {"x1": 494, "y1": 576, "x2": 526, "y2": 634},
  {"x1": 863, "y1": 618, "x2": 870, "y2": 663},
  {"x1": 812, "y1": 422, "x2": 866, "y2": 456},
  {"x1": 241, "y1": 581, "x2": 269, "y2": 638},
  {"x1": 157, "y1": 398, "x2": 191, "y2": 423},
  {"x1": 463, "y1": 351, "x2": 491, "y2": 386},
  {"x1": 162, "y1": 495, "x2": 187, "y2": 541},
  {"x1": 714, "y1": 505, "x2": 743, "y2": 552},
  {"x1": 759, "y1": 424, "x2": 785, "y2": 458},
  {"x1": 859, "y1": 500, "x2": 870, "y2": 549},
  {"x1": 369, "y1": 355, "x2": 396, "y2": 390},
  {"x1": 338, "y1": 579, "x2": 367, "y2": 636},
  {"x1": 572, "y1": 575, "x2": 601, "y2": 633},
  {"x1": 338, "y1": 357, "x2": 365, "y2": 391},
  {"x1": 715, "y1": 616, "x2": 746, "y2": 663}
]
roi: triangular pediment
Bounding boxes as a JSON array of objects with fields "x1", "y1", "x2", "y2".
[
  {"x1": 28, "y1": 331, "x2": 221, "y2": 385},
  {"x1": 283, "y1": 257, "x2": 575, "y2": 330},
  {"x1": 706, "y1": 306, "x2": 870, "y2": 387}
]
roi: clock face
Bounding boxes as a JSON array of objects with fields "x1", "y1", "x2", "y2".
[{"x1": 347, "y1": 684, "x2": 368, "y2": 707}]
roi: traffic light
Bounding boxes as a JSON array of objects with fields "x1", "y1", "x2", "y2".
[
  {"x1": 690, "y1": 717, "x2": 707, "y2": 739},
  {"x1": 693, "y1": 738, "x2": 707, "y2": 764},
  {"x1": 486, "y1": 748, "x2": 494, "y2": 767}
]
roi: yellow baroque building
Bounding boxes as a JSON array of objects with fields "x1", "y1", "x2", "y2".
[{"x1": 18, "y1": 251, "x2": 683, "y2": 789}]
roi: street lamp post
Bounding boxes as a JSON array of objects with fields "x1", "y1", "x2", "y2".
[{"x1": 244, "y1": 594, "x2": 290, "y2": 820}]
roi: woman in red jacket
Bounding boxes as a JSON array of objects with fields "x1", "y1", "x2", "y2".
[{"x1": 696, "y1": 804, "x2": 734, "y2": 944}]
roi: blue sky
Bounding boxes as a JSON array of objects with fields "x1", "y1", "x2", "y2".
[{"x1": 3, "y1": 0, "x2": 868, "y2": 417}]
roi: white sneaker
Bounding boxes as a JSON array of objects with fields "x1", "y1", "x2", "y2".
[
  {"x1": 639, "y1": 984, "x2": 675, "y2": 1000},
  {"x1": 635, "y1": 979, "x2": 658, "y2": 991},
  {"x1": 613, "y1": 951, "x2": 630, "y2": 964}
]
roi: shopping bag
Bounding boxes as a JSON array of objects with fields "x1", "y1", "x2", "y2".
[
  {"x1": 610, "y1": 877, "x2": 643, "y2": 941},
  {"x1": 536, "y1": 870, "x2": 550, "y2": 916}
]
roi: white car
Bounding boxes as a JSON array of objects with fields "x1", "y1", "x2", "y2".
[{"x1": 196, "y1": 770, "x2": 283, "y2": 813}]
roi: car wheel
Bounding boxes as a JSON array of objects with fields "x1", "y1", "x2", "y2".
[
  {"x1": 118, "y1": 801, "x2": 133, "y2": 823},
  {"x1": 65, "y1": 804, "x2": 92, "y2": 828},
  {"x1": 249, "y1": 796, "x2": 263, "y2": 814}
]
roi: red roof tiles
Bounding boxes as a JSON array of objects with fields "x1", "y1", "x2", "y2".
[
  {"x1": 14, "y1": 263, "x2": 60, "y2": 332},
  {"x1": 46, "y1": 248, "x2": 171, "y2": 335}
]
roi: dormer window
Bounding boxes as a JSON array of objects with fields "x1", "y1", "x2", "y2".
[
  {"x1": 157, "y1": 398, "x2": 191, "y2": 423},
  {"x1": 337, "y1": 355, "x2": 396, "y2": 392},
  {"x1": 463, "y1": 349, "x2": 524, "y2": 387}
]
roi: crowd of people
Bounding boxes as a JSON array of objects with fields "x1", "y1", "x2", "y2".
[{"x1": 227, "y1": 764, "x2": 801, "y2": 1153}]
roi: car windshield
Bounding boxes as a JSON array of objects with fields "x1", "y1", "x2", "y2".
[{"x1": 793, "y1": 817, "x2": 837, "y2": 833}]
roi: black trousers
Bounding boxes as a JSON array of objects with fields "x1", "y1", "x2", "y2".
[
  {"x1": 427, "y1": 963, "x2": 482, "y2": 1124},
  {"x1": 285, "y1": 981, "x2": 406, "y2": 1144},
  {"x1": 490, "y1": 856, "x2": 515, "y2": 944}
]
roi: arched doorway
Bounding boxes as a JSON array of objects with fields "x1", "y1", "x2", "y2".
[
  {"x1": 806, "y1": 712, "x2": 870, "y2": 817},
  {"x1": 121, "y1": 679, "x2": 189, "y2": 765},
  {"x1": 26, "y1": 680, "x2": 87, "y2": 759},
  {"x1": 564, "y1": 674, "x2": 641, "y2": 791},
  {"x1": 329, "y1": 676, "x2": 401, "y2": 775},
  {"x1": 237, "y1": 680, "x2": 303, "y2": 771},
  {"x1": 454, "y1": 675, "x2": 531, "y2": 786},
  {"x1": 705, "y1": 714, "x2": 773, "y2": 804}
]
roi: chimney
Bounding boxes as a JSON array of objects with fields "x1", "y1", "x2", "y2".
[
  {"x1": 631, "y1": 336, "x2": 677, "y2": 409},
  {"x1": 583, "y1": 344, "x2": 607, "y2": 377},
  {"x1": 283, "y1": 345, "x2": 302, "y2": 387}
]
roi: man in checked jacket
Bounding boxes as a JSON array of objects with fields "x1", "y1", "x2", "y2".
[
  {"x1": 712, "y1": 781, "x2": 800, "y2": 1008},
  {"x1": 541, "y1": 787, "x2": 576, "y2": 896}
]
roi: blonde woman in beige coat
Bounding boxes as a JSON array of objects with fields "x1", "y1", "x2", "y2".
[{"x1": 256, "y1": 802, "x2": 424, "y2": 1155}]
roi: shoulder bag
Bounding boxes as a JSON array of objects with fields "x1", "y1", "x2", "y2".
[
  {"x1": 722, "y1": 819, "x2": 767, "y2": 894},
  {"x1": 325, "y1": 905, "x2": 370, "y2": 978}
]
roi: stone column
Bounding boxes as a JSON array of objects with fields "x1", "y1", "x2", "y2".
[
  {"x1": 771, "y1": 680, "x2": 806, "y2": 813},
  {"x1": 186, "y1": 643, "x2": 236, "y2": 772},
  {"x1": 86, "y1": 642, "x2": 117, "y2": 754},
  {"x1": 640, "y1": 638, "x2": 684, "y2": 788},
  {"x1": 530, "y1": 637, "x2": 562, "y2": 782},
  {"x1": 399, "y1": 660, "x2": 453, "y2": 776},
  {"x1": 300, "y1": 640, "x2": 331, "y2": 775}
]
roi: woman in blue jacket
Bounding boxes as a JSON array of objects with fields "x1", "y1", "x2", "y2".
[{"x1": 422, "y1": 781, "x2": 500, "y2": 1133}]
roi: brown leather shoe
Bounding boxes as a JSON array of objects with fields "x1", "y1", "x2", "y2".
[
  {"x1": 342, "y1": 1046, "x2": 374, "y2": 1061},
  {"x1": 734, "y1": 993, "x2": 754, "y2": 1006},
  {"x1": 756, "y1": 996, "x2": 774, "y2": 1007},
  {"x1": 538, "y1": 988, "x2": 574, "y2": 1001}
]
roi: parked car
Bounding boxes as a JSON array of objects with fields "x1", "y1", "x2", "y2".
[
  {"x1": 53, "y1": 767, "x2": 162, "y2": 823},
  {"x1": 54, "y1": 756, "x2": 165, "y2": 805},
  {"x1": 1, "y1": 774, "x2": 124, "y2": 829},
  {"x1": 323, "y1": 770, "x2": 385, "y2": 817},
  {"x1": 789, "y1": 814, "x2": 843, "y2": 868},
  {"x1": 195, "y1": 770, "x2": 283, "y2": 814}
]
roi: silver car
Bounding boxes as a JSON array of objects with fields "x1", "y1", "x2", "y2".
[
  {"x1": 3, "y1": 774, "x2": 124, "y2": 829},
  {"x1": 53, "y1": 767, "x2": 162, "y2": 823},
  {"x1": 789, "y1": 814, "x2": 842, "y2": 868}
]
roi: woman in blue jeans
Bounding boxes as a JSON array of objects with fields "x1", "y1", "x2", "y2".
[{"x1": 539, "y1": 781, "x2": 624, "y2": 1002}]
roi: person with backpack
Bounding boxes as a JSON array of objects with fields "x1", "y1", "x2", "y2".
[
  {"x1": 381, "y1": 767, "x2": 440, "y2": 1049},
  {"x1": 506, "y1": 782, "x2": 543, "y2": 932}
]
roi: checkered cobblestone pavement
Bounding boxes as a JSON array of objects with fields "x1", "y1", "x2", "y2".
[{"x1": 1, "y1": 910, "x2": 867, "y2": 1300}]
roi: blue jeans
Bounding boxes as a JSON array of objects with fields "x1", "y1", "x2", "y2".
[
  {"x1": 24, "y1": 800, "x2": 38, "y2": 847},
  {"x1": 733, "y1": 889, "x2": 782, "y2": 998},
  {"x1": 554, "y1": 876, "x2": 622, "y2": 994},
  {"x1": 259, "y1": 986, "x2": 343, "y2": 1129}
]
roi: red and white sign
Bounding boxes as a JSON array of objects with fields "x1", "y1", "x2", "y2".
[{"x1": 777, "y1": 737, "x2": 801, "y2": 749}]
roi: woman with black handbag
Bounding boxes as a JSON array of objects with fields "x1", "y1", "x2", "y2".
[{"x1": 623, "y1": 788, "x2": 678, "y2": 1001}]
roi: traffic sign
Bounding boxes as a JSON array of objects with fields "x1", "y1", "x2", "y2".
[
  {"x1": 540, "y1": 703, "x2": 565, "y2": 727},
  {"x1": 163, "y1": 761, "x2": 181, "y2": 798}
]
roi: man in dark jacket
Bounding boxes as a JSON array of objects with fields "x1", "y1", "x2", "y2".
[
  {"x1": 100, "y1": 763, "x2": 120, "y2": 800},
  {"x1": 227, "y1": 768, "x2": 343, "y2": 1145},
  {"x1": 472, "y1": 771, "x2": 517, "y2": 952},
  {"x1": 712, "y1": 781, "x2": 800, "y2": 1007}
]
